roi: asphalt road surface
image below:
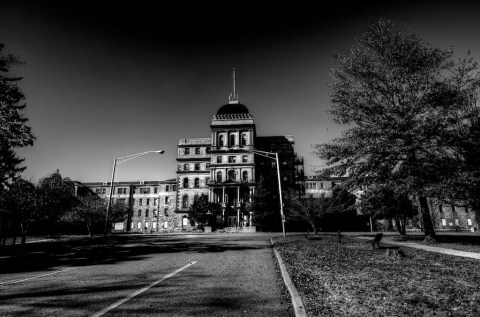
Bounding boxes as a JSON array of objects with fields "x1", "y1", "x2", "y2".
[{"x1": 0, "y1": 233, "x2": 293, "y2": 316}]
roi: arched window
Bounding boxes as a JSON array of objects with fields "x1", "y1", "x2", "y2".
[
  {"x1": 182, "y1": 195, "x2": 189, "y2": 208},
  {"x1": 217, "y1": 171, "x2": 222, "y2": 182},
  {"x1": 230, "y1": 134, "x2": 236, "y2": 146},
  {"x1": 183, "y1": 178, "x2": 189, "y2": 188},
  {"x1": 228, "y1": 170, "x2": 236, "y2": 181},
  {"x1": 194, "y1": 178, "x2": 200, "y2": 188},
  {"x1": 219, "y1": 135, "x2": 225, "y2": 147},
  {"x1": 241, "y1": 133, "x2": 247, "y2": 146},
  {"x1": 242, "y1": 171, "x2": 248, "y2": 181}
]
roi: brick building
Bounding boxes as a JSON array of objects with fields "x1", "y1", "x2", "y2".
[{"x1": 81, "y1": 180, "x2": 177, "y2": 233}]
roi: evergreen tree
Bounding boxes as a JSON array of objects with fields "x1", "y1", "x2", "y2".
[{"x1": 0, "y1": 43, "x2": 35, "y2": 190}]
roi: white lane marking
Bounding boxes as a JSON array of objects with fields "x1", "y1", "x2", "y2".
[
  {"x1": 0, "y1": 268, "x2": 75, "y2": 286},
  {"x1": 90, "y1": 261, "x2": 197, "y2": 317}
]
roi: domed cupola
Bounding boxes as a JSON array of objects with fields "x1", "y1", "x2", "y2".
[
  {"x1": 216, "y1": 103, "x2": 249, "y2": 115},
  {"x1": 213, "y1": 68, "x2": 253, "y2": 120}
]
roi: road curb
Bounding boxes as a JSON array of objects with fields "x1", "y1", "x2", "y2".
[{"x1": 271, "y1": 238, "x2": 307, "y2": 317}]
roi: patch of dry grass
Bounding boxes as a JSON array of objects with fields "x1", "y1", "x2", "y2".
[{"x1": 274, "y1": 235, "x2": 480, "y2": 317}]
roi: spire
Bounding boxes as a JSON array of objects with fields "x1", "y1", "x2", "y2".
[{"x1": 228, "y1": 68, "x2": 239, "y2": 104}]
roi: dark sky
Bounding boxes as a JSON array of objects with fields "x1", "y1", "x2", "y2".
[{"x1": 1, "y1": 1, "x2": 479, "y2": 182}]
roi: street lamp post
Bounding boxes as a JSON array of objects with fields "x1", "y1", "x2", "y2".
[
  {"x1": 104, "y1": 150, "x2": 165, "y2": 235},
  {"x1": 246, "y1": 149, "x2": 286, "y2": 237}
]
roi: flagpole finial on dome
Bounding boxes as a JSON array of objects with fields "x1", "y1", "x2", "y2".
[{"x1": 228, "y1": 68, "x2": 239, "y2": 104}]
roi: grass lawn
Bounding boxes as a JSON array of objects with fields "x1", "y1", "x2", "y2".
[{"x1": 274, "y1": 235, "x2": 480, "y2": 317}]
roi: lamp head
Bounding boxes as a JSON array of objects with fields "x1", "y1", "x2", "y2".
[{"x1": 156, "y1": 150, "x2": 165, "y2": 154}]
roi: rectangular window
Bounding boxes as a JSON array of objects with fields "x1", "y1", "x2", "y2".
[
  {"x1": 195, "y1": 163, "x2": 200, "y2": 171},
  {"x1": 146, "y1": 198, "x2": 150, "y2": 205},
  {"x1": 165, "y1": 196, "x2": 169, "y2": 204},
  {"x1": 172, "y1": 185, "x2": 176, "y2": 191},
  {"x1": 455, "y1": 219, "x2": 459, "y2": 226},
  {"x1": 139, "y1": 199, "x2": 143, "y2": 206},
  {"x1": 153, "y1": 222, "x2": 157, "y2": 229},
  {"x1": 184, "y1": 148, "x2": 190, "y2": 155},
  {"x1": 195, "y1": 147, "x2": 200, "y2": 154},
  {"x1": 166, "y1": 185, "x2": 170, "y2": 192},
  {"x1": 271, "y1": 161, "x2": 276, "y2": 168},
  {"x1": 117, "y1": 198, "x2": 126, "y2": 205},
  {"x1": 140, "y1": 187, "x2": 150, "y2": 194},
  {"x1": 184, "y1": 164, "x2": 190, "y2": 171},
  {"x1": 206, "y1": 163, "x2": 211, "y2": 169},
  {"x1": 137, "y1": 222, "x2": 141, "y2": 229},
  {"x1": 117, "y1": 188, "x2": 127, "y2": 194},
  {"x1": 154, "y1": 187, "x2": 158, "y2": 194},
  {"x1": 229, "y1": 156, "x2": 236, "y2": 163},
  {"x1": 282, "y1": 161, "x2": 287, "y2": 166},
  {"x1": 96, "y1": 188, "x2": 106, "y2": 195},
  {"x1": 217, "y1": 156, "x2": 222, "y2": 163},
  {"x1": 441, "y1": 218, "x2": 446, "y2": 226},
  {"x1": 154, "y1": 198, "x2": 157, "y2": 206},
  {"x1": 242, "y1": 155, "x2": 248, "y2": 163},
  {"x1": 283, "y1": 176, "x2": 288, "y2": 182},
  {"x1": 468, "y1": 219, "x2": 472, "y2": 226},
  {"x1": 145, "y1": 210, "x2": 149, "y2": 217}
]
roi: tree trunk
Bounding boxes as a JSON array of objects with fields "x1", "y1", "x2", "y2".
[
  {"x1": 20, "y1": 222, "x2": 28, "y2": 245},
  {"x1": 86, "y1": 222, "x2": 92, "y2": 237},
  {"x1": 419, "y1": 196, "x2": 436, "y2": 240},
  {"x1": 394, "y1": 216, "x2": 405, "y2": 235}
]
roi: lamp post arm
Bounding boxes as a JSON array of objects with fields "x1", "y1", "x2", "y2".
[
  {"x1": 117, "y1": 153, "x2": 148, "y2": 165},
  {"x1": 117, "y1": 151, "x2": 155, "y2": 160}
]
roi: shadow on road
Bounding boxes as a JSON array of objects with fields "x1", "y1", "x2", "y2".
[{"x1": 0, "y1": 234, "x2": 271, "y2": 274}]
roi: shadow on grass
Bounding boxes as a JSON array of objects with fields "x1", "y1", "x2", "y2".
[{"x1": 0, "y1": 234, "x2": 269, "y2": 274}]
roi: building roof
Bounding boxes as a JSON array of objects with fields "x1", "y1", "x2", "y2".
[{"x1": 216, "y1": 103, "x2": 249, "y2": 115}]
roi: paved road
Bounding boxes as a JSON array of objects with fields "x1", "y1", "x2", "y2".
[{"x1": 0, "y1": 233, "x2": 292, "y2": 316}]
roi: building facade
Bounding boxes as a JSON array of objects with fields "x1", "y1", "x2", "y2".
[
  {"x1": 175, "y1": 85, "x2": 304, "y2": 228},
  {"x1": 81, "y1": 180, "x2": 178, "y2": 233}
]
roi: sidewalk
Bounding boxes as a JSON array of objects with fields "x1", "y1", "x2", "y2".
[{"x1": 355, "y1": 235, "x2": 480, "y2": 260}]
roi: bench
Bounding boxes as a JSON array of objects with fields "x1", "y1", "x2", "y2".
[{"x1": 369, "y1": 233, "x2": 383, "y2": 249}]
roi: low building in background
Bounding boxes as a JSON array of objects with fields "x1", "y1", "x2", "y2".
[{"x1": 81, "y1": 180, "x2": 177, "y2": 233}]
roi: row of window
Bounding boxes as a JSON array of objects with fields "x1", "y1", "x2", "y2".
[
  {"x1": 441, "y1": 218, "x2": 473, "y2": 226},
  {"x1": 183, "y1": 163, "x2": 209, "y2": 171},
  {"x1": 216, "y1": 155, "x2": 249, "y2": 164},
  {"x1": 305, "y1": 182, "x2": 325, "y2": 189},
  {"x1": 136, "y1": 208, "x2": 170, "y2": 218},
  {"x1": 214, "y1": 170, "x2": 250, "y2": 182},
  {"x1": 217, "y1": 133, "x2": 249, "y2": 147},
  {"x1": 438, "y1": 205, "x2": 470, "y2": 213},
  {"x1": 182, "y1": 177, "x2": 210, "y2": 188},
  {"x1": 184, "y1": 147, "x2": 203, "y2": 155},
  {"x1": 135, "y1": 197, "x2": 173, "y2": 206},
  {"x1": 97, "y1": 185, "x2": 177, "y2": 195}
]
